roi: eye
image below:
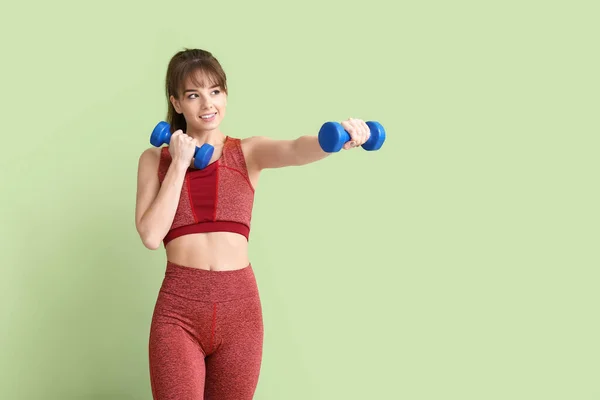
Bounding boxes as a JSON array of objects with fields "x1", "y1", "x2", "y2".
[
  {"x1": 188, "y1": 93, "x2": 198, "y2": 99},
  {"x1": 211, "y1": 90, "x2": 221, "y2": 95}
]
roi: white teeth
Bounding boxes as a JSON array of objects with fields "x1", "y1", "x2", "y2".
[{"x1": 201, "y1": 113, "x2": 216, "y2": 119}]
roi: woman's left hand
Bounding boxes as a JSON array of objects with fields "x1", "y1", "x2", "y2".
[{"x1": 340, "y1": 118, "x2": 370, "y2": 150}]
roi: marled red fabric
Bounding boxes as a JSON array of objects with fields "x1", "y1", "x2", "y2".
[
  {"x1": 157, "y1": 137, "x2": 255, "y2": 245},
  {"x1": 149, "y1": 262, "x2": 264, "y2": 399}
]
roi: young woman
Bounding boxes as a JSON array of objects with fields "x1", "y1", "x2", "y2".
[{"x1": 135, "y1": 48, "x2": 371, "y2": 400}]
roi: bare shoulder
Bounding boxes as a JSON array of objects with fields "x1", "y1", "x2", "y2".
[
  {"x1": 137, "y1": 147, "x2": 162, "y2": 175},
  {"x1": 139, "y1": 147, "x2": 161, "y2": 164},
  {"x1": 239, "y1": 135, "x2": 300, "y2": 170},
  {"x1": 239, "y1": 136, "x2": 265, "y2": 168},
  {"x1": 238, "y1": 135, "x2": 281, "y2": 156},
  {"x1": 239, "y1": 136, "x2": 268, "y2": 186},
  {"x1": 239, "y1": 136, "x2": 266, "y2": 152}
]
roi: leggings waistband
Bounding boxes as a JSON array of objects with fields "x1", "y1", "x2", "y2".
[{"x1": 159, "y1": 261, "x2": 259, "y2": 302}]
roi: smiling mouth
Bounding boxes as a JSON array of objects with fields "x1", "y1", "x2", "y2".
[{"x1": 201, "y1": 113, "x2": 217, "y2": 120}]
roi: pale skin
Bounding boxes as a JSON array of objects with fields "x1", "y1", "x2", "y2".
[{"x1": 135, "y1": 71, "x2": 371, "y2": 271}]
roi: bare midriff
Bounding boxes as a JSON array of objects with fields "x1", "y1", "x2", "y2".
[{"x1": 165, "y1": 232, "x2": 250, "y2": 271}]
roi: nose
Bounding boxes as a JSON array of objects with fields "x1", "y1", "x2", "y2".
[{"x1": 200, "y1": 96, "x2": 212, "y2": 109}]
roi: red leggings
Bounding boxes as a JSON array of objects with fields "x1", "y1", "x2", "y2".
[{"x1": 149, "y1": 261, "x2": 264, "y2": 399}]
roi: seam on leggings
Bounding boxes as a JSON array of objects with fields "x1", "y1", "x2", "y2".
[{"x1": 210, "y1": 303, "x2": 217, "y2": 353}]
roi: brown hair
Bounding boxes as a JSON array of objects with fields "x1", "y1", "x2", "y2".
[{"x1": 165, "y1": 49, "x2": 228, "y2": 133}]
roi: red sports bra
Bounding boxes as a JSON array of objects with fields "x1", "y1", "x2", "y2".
[{"x1": 157, "y1": 136, "x2": 255, "y2": 245}]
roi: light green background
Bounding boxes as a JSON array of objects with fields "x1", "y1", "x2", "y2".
[{"x1": 1, "y1": 0, "x2": 598, "y2": 399}]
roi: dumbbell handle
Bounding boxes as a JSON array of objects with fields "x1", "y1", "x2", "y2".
[{"x1": 150, "y1": 121, "x2": 214, "y2": 169}]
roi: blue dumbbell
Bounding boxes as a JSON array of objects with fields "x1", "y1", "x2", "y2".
[
  {"x1": 150, "y1": 121, "x2": 214, "y2": 169},
  {"x1": 318, "y1": 121, "x2": 386, "y2": 153}
]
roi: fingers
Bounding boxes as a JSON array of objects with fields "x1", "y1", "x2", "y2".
[
  {"x1": 171, "y1": 129, "x2": 184, "y2": 139},
  {"x1": 172, "y1": 131, "x2": 196, "y2": 145},
  {"x1": 340, "y1": 118, "x2": 370, "y2": 150}
]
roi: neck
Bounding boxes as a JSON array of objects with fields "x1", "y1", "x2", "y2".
[{"x1": 187, "y1": 127, "x2": 226, "y2": 146}]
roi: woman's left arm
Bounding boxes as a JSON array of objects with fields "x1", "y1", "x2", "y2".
[{"x1": 244, "y1": 118, "x2": 370, "y2": 170}]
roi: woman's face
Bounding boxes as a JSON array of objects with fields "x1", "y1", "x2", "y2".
[{"x1": 170, "y1": 70, "x2": 227, "y2": 134}]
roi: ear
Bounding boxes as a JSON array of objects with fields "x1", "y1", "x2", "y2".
[{"x1": 169, "y1": 95, "x2": 183, "y2": 114}]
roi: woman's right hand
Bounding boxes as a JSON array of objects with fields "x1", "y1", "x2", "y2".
[{"x1": 169, "y1": 130, "x2": 198, "y2": 167}]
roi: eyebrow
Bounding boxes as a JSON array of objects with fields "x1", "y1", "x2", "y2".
[{"x1": 183, "y1": 85, "x2": 220, "y2": 93}]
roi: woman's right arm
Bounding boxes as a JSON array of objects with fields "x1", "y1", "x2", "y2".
[
  {"x1": 134, "y1": 148, "x2": 188, "y2": 249},
  {"x1": 135, "y1": 131, "x2": 197, "y2": 250}
]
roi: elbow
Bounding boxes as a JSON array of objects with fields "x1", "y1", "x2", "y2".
[
  {"x1": 142, "y1": 237, "x2": 162, "y2": 250},
  {"x1": 137, "y1": 225, "x2": 163, "y2": 250}
]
